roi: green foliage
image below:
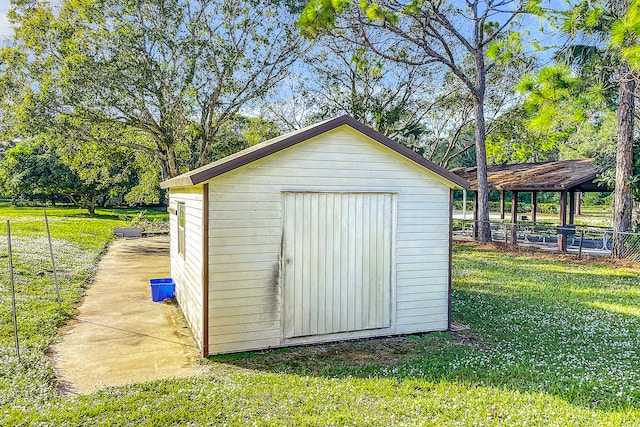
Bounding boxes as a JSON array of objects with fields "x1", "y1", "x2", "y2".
[
  {"x1": 177, "y1": 115, "x2": 281, "y2": 171},
  {"x1": 519, "y1": 64, "x2": 605, "y2": 137},
  {"x1": 486, "y1": 106, "x2": 558, "y2": 164},
  {"x1": 486, "y1": 31, "x2": 525, "y2": 65},
  {"x1": 559, "y1": 110, "x2": 617, "y2": 160},
  {"x1": 611, "y1": 0, "x2": 640, "y2": 68},
  {"x1": 520, "y1": 0, "x2": 640, "y2": 212},
  {"x1": 0, "y1": 139, "x2": 80, "y2": 203},
  {"x1": 3, "y1": 0, "x2": 301, "y2": 178},
  {"x1": 298, "y1": 0, "x2": 351, "y2": 36},
  {"x1": 583, "y1": 191, "x2": 612, "y2": 206},
  {"x1": 0, "y1": 135, "x2": 160, "y2": 212},
  {"x1": 124, "y1": 153, "x2": 164, "y2": 206},
  {"x1": 537, "y1": 202, "x2": 560, "y2": 214}
]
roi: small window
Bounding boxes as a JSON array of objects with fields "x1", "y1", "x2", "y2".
[{"x1": 177, "y1": 202, "x2": 186, "y2": 257}]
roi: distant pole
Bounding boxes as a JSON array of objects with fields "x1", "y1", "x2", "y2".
[
  {"x1": 7, "y1": 220, "x2": 20, "y2": 360},
  {"x1": 44, "y1": 208, "x2": 62, "y2": 308},
  {"x1": 462, "y1": 189, "x2": 467, "y2": 220}
]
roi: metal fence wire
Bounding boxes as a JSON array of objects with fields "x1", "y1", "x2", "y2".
[
  {"x1": 613, "y1": 231, "x2": 640, "y2": 262},
  {"x1": 452, "y1": 219, "x2": 640, "y2": 261}
]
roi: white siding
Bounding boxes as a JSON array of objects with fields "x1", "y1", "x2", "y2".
[
  {"x1": 205, "y1": 126, "x2": 451, "y2": 354},
  {"x1": 169, "y1": 187, "x2": 204, "y2": 349}
]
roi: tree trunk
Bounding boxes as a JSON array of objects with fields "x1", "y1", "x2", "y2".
[
  {"x1": 157, "y1": 147, "x2": 181, "y2": 180},
  {"x1": 86, "y1": 196, "x2": 97, "y2": 215},
  {"x1": 166, "y1": 148, "x2": 180, "y2": 179},
  {"x1": 473, "y1": 96, "x2": 491, "y2": 242},
  {"x1": 612, "y1": 60, "x2": 636, "y2": 258},
  {"x1": 472, "y1": 56, "x2": 492, "y2": 243}
]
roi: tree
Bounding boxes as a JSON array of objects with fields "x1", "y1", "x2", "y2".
[
  {"x1": 298, "y1": 0, "x2": 534, "y2": 242},
  {"x1": 4, "y1": 0, "x2": 301, "y2": 179},
  {"x1": 520, "y1": 1, "x2": 639, "y2": 255},
  {"x1": 0, "y1": 139, "x2": 80, "y2": 205},
  {"x1": 264, "y1": 43, "x2": 481, "y2": 168},
  {"x1": 57, "y1": 140, "x2": 140, "y2": 213},
  {"x1": 610, "y1": 0, "x2": 640, "y2": 251},
  {"x1": 614, "y1": 0, "x2": 640, "y2": 70},
  {"x1": 517, "y1": 63, "x2": 609, "y2": 164},
  {"x1": 486, "y1": 105, "x2": 559, "y2": 164},
  {"x1": 0, "y1": 135, "x2": 149, "y2": 213},
  {"x1": 300, "y1": 40, "x2": 435, "y2": 145}
]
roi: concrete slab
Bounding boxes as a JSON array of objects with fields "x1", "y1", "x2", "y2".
[{"x1": 51, "y1": 236, "x2": 203, "y2": 394}]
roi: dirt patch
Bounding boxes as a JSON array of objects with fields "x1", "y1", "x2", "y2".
[
  {"x1": 451, "y1": 329, "x2": 491, "y2": 351},
  {"x1": 221, "y1": 334, "x2": 446, "y2": 374}
]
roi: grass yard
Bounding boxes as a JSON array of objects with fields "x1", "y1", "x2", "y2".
[{"x1": 1, "y1": 207, "x2": 640, "y2": 426}]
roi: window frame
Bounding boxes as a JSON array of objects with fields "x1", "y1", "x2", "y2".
[{"x1": 177, "y1": 202, "x2": 186, "y2": 257}]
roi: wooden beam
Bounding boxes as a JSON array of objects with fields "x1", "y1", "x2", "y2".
[
  {"x1": 558, "y1": 190, "x2": 567, "y2": 252},
  {"x1": 511, "y1": 191, "x2": 518, "y2": 245},
  {"x1": 532, "y1": 191, "x2": 538, "y2": 223},
  {"x1": 500, "y1": 190, "x2": 505, "y2": 220}
]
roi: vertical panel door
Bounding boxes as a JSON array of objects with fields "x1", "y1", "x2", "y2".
[{"x1": 283, "y1": 192, "x2": 393, "y2": 339}]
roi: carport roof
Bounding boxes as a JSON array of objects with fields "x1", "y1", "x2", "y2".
[
  {"x1": 452, "y1": 159, "x2": 611, "y2": 192},
  {"x1": 160, "y1": 115, "x2": 469, "y2": 189}
]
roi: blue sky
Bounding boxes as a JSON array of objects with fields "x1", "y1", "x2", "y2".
[{"x1": 0, "y1": 0, "x2": 11, "y2": 39}]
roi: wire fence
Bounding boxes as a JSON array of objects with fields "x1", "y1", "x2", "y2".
[{"x1": 453, "y1": 219, "x2": 640, "y2": 262}]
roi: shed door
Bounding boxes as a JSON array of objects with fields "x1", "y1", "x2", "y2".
[{"x1": 283, "y1": 192, "x2": 393, "y2": 339}]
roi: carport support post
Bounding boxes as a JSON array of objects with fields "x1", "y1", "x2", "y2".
[
  {"x1": 569, "y1": 191, "x2": 576, "y2": 225},
  {"x1": 511, "y1": 191, "x2": 519, "y2": 245},
  {"x1": 558, "y1": 191, "x2": 568, "y2": 252},
  {"x1": 531, "y1": 191, "x2": 538, "y2": 224}
]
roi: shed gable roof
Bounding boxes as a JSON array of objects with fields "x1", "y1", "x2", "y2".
[{"x1": 161, "y1": 115, "x2": 469, "y2": 189}]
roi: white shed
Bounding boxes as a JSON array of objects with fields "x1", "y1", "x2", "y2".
[{"x1": 161, "y1": 116, "x2": 469, "y2": 356}]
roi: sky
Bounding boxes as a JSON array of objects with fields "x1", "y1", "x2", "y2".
[{"x1": 0, "y1": 0, "x2": 11, "y2": 40}]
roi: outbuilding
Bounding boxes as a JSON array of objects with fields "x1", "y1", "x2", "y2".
[{"x1": 161, "y1": 116, "x2": 468, "y2": 356}]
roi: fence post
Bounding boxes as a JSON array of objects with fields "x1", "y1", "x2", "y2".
[
  {"x1": 7, "y1": 220, "x2": 20, "y2": 360},
  {"x1": 44, "y1": 208, "x2": 62, "y2": 308},
  {"x1": 578, "y1": 229, "x2": 585, "y2": 259},
  {"x1": 504, "y1": 221, "x2": 508, "y2": 247}
]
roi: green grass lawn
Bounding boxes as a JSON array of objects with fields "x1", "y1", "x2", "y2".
[{"x1": 1, "y1": 207, "x2": 640, "y2": 426}]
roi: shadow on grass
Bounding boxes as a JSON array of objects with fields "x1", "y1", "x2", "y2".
[{"x1": 209, "y1": 248, "x2": 640, "y2": 412}]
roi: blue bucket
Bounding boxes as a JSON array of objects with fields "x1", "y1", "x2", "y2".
[{"x1": 149, "y1": 278, "x2": 175, "y2": 302}]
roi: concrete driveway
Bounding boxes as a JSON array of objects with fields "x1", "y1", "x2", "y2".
[{"x1": 52, "y1": 236, "x2": 203, "y2": 394}]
